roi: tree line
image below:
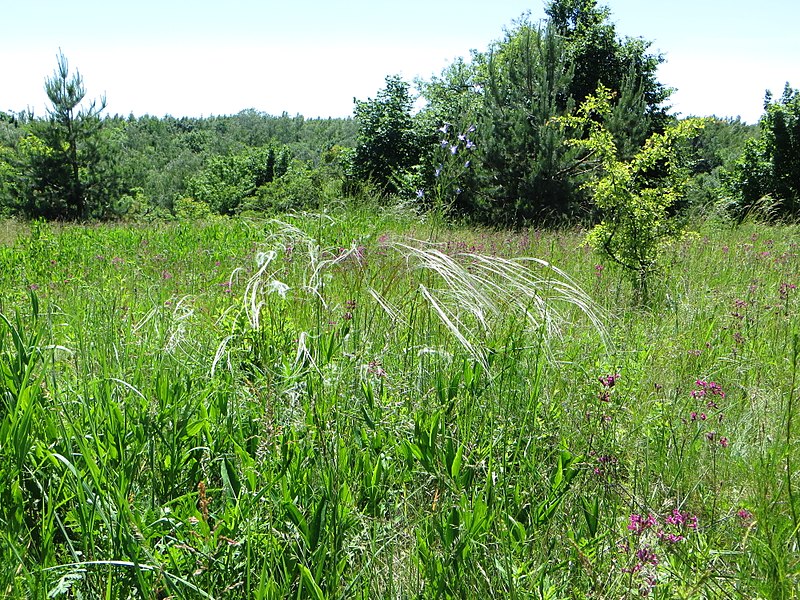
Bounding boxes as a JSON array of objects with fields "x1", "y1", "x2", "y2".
[
  {"x1": 0, "y1": 63, "x2": 358, "y2": 220},
  {"x1": 1, "y1": 0, "x2": 797, "y2": 224}
]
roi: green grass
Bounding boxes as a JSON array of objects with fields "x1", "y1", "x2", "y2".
[{"x1": 1, "y1": 210, "x2": 799, "y2": 598}]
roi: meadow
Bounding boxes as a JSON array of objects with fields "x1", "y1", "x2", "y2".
[{"x1": 1, "y1": 209, "x2": 799, "y2": 598}]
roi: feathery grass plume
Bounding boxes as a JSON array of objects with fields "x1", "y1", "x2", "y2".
[
  {"x1": 392, "y1": 241, "x2": 608, "y2": 368},
  {"x1": 219, "y1": 215, "x2": 607, "y2": 377}
]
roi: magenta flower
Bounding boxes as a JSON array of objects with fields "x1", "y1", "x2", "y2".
[
  {"x1": 628, "y1": 513, "x2": 657, "y2": 534},
  {"x1": 737, "y1": 509, "x2": 753, "y2": 523},
  {"x1": 599, "y1": 373, "x2": 620, "y2": 388}
]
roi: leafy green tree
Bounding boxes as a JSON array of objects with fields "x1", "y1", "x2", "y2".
[
  {"x1": 726, "y1": 83, "x2": 800, "y2": 219},
  {"x1": 415, "y1": 58, "x2": 484, "y2": 216},
  {"x1": 0, "y1": 113, "x2": 23, "y2": 214},
  {"x1": 349, "y1": 76, "x2": 421, "y2": 196},
  {"x1": 0, "y1": 144, "x2": 20, "y2": 216},
  {"x1": 414, "y1": 3, "x2": 673, "y2": 225},
  {"x1": 682, "y1": 116, "x2": 756, "y2": 212},
  {"x1": 559, "y1": 86, "x2": 704, "y2": 303},
  {"x1": 186, "y1": 145, "x2": 290, "y2": 214},
  {"x1": 16, "y1": 51, "x2": 125, "y2": 219}
]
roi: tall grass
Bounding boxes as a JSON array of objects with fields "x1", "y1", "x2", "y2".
[{"x1": 0, "y1": 211, "x2": 798, "y2": 598}]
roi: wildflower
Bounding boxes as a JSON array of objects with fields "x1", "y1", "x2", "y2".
[
  {"x1": 664, "y1": 509, "x2": 686, "y2": 526},
  {"x1": 599, "y1": 373, "x2": 620, "y2": 388},
  {"x1": 593, "y1": 454, "x2": 617, "y2": 477},
  {"x1": 161, "y1": 270, "x2": 173, "y2": 280},
  {"x1": 719, "y1": 436, "x2": 729, "y2": 448},
  {"x1": 368, "y1": 359, "x2": 387, "y2": 378},
  {"x1": 693, "y1": 380, "x2": 725, "y2": 399},
  {"x1": 737, "y1": 508, "x2": 753, "y2": 523},
  {"x1": 780, "y1": 282, "x2": 797, "y2": 300},
  {"x1": 657, "y1": 531, "x2": 685, "y2": 543},
  {"x1": 416, "y1": 189, "x2": 425, "y2": 199},
  {"x1": 628, "y1": 513, "x2": 657, "y2": 534},
  {"x1": 635, "y1": 546, "x2": 659, "y2": 567}
]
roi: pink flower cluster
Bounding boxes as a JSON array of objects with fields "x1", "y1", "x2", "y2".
[
  {"x1": 623, "y1": 508, "x2": 699, "y2": 588},
  {"x1": 691, "y1": 379, "x2": 725, "y2": 400},
  {"x1": 687, "y1": 380, "x2": 730, "y2": 448},
  {"x1": 597, "y1": 372, "x2": 620, "y2": 403}
]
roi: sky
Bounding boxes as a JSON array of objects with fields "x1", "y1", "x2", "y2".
[{"x1": 2, "y1": 0, "x2": 798, "y2": 124}]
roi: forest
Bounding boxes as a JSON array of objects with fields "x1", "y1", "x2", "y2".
[
  {"x1": 2, "y1": 1, "x2": 796, "y2": 229},
  {"x1": 2, "y1": 1, "x2": 800, "y2": 598}
]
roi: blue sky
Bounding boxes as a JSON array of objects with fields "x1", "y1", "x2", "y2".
[{"x1": 2, "y1": 0, "x2": 798, "y2": 123}]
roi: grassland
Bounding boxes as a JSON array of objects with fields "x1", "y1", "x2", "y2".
[{"x1": 1, "y1": 209, "x2": 799, "y2": 598}]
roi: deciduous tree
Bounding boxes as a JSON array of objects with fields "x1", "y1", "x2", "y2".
[
  {"x1": 559, "y1": 86, "x2": 704, "y2": 303},
  {"x1": 726, "y1": 83, "x2": 800, "y2": 219},
  {"x1": 349, "y1": 76, "x2": 421, "y2": 196}
]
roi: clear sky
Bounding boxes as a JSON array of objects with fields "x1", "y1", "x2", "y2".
[{"x1": 2, "y1": 0, "x2": 798, "y2": 123}]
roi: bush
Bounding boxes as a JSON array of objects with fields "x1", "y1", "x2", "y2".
[{"x1": 239, "y1": 164, "x2": 325, "y2": 215}]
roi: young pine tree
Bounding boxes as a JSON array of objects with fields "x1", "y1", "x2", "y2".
[{"x1": 19, "y1": 51, "x2": 125, "y2": 219}]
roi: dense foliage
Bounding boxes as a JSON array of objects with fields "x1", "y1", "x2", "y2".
[
  {"x1": 0, "y1": 0, "x2": 784, "y2": 227},
  {"x1": 0, "y1": 100, "x2": 357, "y2": 220},
  {"x1": 348, "y1": 76, "x2": 423, "y2": 197},
  {"x1": 407, "y1": 1, "x2": 677, "y2": 225},
  {"x1": 726, "y1": 83, "x2": 800, "y2": 219},
  {"x1": 558, "y1": 86, "x2": 705, "y2": 302},
  {"x1": 6, "y1": 53, "x2": 126, "y2": 219}
]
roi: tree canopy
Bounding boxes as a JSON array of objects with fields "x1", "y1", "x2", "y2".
[
  {"x1": 727, "y1": 83, "x2": 800, "y2": 219},
  {"x1": 0, "y1": 3, "x2": 772, "y2": 225}
]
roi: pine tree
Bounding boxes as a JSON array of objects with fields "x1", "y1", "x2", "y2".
[{"x1": 18, "y1": 51, "x2": 124, "y2": 219}]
